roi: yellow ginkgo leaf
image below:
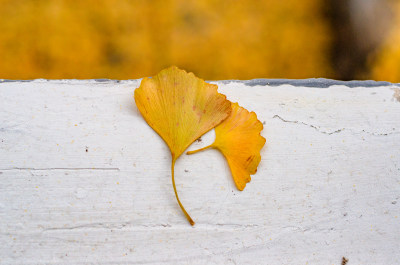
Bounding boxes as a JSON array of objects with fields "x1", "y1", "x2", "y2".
[
  {"x1": 188, "y1": 102, "x2": 266, "y2": 191},
  {"x1": 134, "y1": 66, "x2": 231, "y2": 225}
]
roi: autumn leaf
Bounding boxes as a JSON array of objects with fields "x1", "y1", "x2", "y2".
[
  {"x1": 187, "y1": 102, "x2": 266, "y2": 190},
  {"x1": 134, "y1": 66, "x2": 231, "y2": 225}
]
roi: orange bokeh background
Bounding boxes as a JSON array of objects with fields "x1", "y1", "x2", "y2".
[{"x1": 0, "y1": 0, "x2": 398, "y2": 81}]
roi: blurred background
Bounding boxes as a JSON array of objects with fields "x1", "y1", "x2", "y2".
[{"x1": 0, "y1": 0, "x2": 399, "y2": 81}]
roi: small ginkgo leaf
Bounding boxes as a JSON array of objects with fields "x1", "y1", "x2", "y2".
[
  {"x1": 134, "y1": 66, "x2": 231, "y2": 225},
  {"x1": 188, "y1": 102, "x2": 266, "y2": 191}
]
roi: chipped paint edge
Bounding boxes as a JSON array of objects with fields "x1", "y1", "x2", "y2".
[{"x1": 0, "y1": 78, "x2": 399, "y2": 88}]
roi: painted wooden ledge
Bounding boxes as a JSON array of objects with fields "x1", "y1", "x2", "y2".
[{"x1": 0, "y1": 79, "x2": 399, "y2": 264}]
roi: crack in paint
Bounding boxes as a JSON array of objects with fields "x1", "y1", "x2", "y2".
[
  {"x1": 273, "y1": 115, "x2": 344, "y2": 135},
  {"x1": 273, "y1": 114, "x2": 399, "y2": 136},
  {"x1": 0, "y1": 167, "x2": 120, "y2": 171}
]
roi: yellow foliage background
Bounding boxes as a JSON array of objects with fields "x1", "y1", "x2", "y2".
[{"x1": 0, "y1": 0, "x2": 398, "y2": 81}]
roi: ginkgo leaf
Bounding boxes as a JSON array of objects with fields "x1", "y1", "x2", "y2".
[
  {"x1": 134, "y1": 66, "x2": 231, "y2": 225},
  {"x1": 187, "y1": 102, "x2": 266, "y2": 191}
]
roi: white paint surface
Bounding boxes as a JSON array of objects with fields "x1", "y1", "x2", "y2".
[{"x1": 0, "y1": 80, "x2": 399, "y2": 264}]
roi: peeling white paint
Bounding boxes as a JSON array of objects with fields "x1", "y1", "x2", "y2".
[{"x1": 0, "y1": 80, "x2": 399, "y2": 264}]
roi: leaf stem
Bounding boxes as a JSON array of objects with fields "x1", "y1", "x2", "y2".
[
  {"x1": 171, "y1": 159, "x2": 195, "y2": 226},
  {"x1": 186, "y1": 144, "x2": 213, "y2": 155}
]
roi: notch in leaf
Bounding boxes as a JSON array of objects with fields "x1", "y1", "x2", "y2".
[
  {"x1": 134, "y1": 66, "x2": 232, "y2": 225},
  {"x1": 188, "y1": 102, "x2": 266, "y2": 190}
]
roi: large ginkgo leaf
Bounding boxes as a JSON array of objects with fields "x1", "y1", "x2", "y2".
[
  {"x1": 134, "y1": 66, "x2": 231, "y2": 225},
  {"x1": 188, "y1": 102, "x2": 266, "y2": 190}
]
